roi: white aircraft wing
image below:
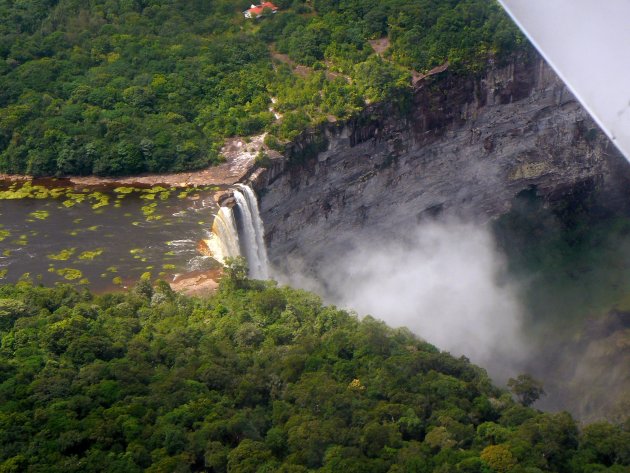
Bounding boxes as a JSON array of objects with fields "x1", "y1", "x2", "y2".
[{"x1": 497, "y1": 0, "x2": 630, "y2": 161}]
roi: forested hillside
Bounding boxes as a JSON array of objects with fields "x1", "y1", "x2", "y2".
[
  {"x1": 0, "y1": 0, "x2": 524, "y2": 176},
  {"x1": 0, "y1": 274, "x2": 629, "y2": 472}
]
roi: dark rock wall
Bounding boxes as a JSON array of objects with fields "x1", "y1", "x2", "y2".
[{"x1": 256, "y1": 53, "x2": 630, "y2": 268}]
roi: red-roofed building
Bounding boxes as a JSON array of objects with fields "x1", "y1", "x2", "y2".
[{"x1": 243, "y1": 2, "x2": 279, "y2": 19}]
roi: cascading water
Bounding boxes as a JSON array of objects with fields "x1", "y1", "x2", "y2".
[
  {"x1": 204, "y1": 206, "x2": 240, "y2": 264},
  {"x1": 205, "y1": 183, "x2": 270, "y2": 279},
  {"x1": 234, "y1": 183, "x2": 270, "y2": 279}
]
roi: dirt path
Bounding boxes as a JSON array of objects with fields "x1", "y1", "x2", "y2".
[
  {"x1": 369, "y1": 37, "x2": 390, "y2": 56},
  {"x1": 412, "y1": 62, "x2": 449, "y2": 86},
  {"x1": 271, "y1": 48, "x2": 350, "y2": 82}
]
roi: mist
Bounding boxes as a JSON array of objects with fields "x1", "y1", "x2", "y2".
[{"x1": 274, "y1": 219, "x2": 527, "y2": 382}]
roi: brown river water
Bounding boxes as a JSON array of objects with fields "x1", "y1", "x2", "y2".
[{"x1": 0, "y1": 180, "x2": 221, "y2": 292}]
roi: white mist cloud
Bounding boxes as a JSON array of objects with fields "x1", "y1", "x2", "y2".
[{"x1": 275, "y1": 220, "x2": 526, "y2": 381}]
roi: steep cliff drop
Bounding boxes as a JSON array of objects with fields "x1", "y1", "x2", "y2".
[
  {"x1": 206, "y1": 184, "x2": 270, "y2": 279},
  {"x1": 255, "y1": 53, "x2": 630, "y2": 421}
]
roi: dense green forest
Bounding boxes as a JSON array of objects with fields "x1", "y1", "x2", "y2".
[
  {"x1": 0, "y1": 0, "x2": 525, "y2": 176},
  {"x1": 0, "y1": 272, "x2": 629, "y2": 472}
]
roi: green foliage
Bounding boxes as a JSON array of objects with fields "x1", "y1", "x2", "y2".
[
  {"x1": 0, "y1": 298, "x2": 31, "y2": 330},
  {"x1": 480, "y1": 444, "x2": 516, "y2": 472},
  {"x1": 222, "y1": 256, "x2": 249, "y2": 289},
  {"x1": 508, "y1": 374, "x2": 546, "y2": 407},
  {"x1": 255, "y1": 149, "x2": 273, "y2": 168},
  {"x1": 0, "y1": 0, "x2": 527, "y2": 176},
  {"x1": 0, "y1": 281, "x2": 627, "y2": 471},
  {"x1": 264, "y1": 133, "x2": 284, "y2": 152},
  {"x1": 387, "y1": 0, "x2": 525, "y2": 72},
  {"x1": 353, "y1": 55, "x2": 410, "y2": 103}
]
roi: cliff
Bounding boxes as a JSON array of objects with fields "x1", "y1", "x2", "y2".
[{"x1": 256, "y1": 52, "x2": 630, "y2": 269}]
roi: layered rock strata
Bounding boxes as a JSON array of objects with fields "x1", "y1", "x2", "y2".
[{"x1": 256, "y1": 53, "x2": 630, "y2": 268}]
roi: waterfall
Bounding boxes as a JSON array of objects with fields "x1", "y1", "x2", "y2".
[
  {"x1": 206, "y1": 184, "x2": 270, "y2": 279},
  {"x1": 233, "y1": 184, "x2": 270, "y2": 280},
  {"x1": 204, "y1": 206, "x2": 240, "y2": 264}
]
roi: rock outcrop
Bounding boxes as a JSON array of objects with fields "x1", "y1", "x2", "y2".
[{"x1": 256, "y1": 52, "x2": 630, "y2": 269}]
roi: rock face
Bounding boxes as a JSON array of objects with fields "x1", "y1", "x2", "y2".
[{"x1": 257, "y1": 52, "x2": 630, "y2": 269}]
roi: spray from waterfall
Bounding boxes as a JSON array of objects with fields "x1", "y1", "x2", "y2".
[{"x1": 205, "y1": 183, "x2": 270, "y2": 279}]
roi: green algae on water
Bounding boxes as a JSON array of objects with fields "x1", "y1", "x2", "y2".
[
  {"x1": 114, "y1": 187, "x2": 135, "y2": 195},
  {"x1": 56, "y1": 267, "x2": 83, "y2": 281},
  {"x1": 13, "y1": 235, "x2": 28, "y2": 246},
  {"x1": 47, "y1": 248, "x2": 76, "y2": 261},
  {"x1": 88, "y1": 192, "x2": 110, "y2": 209},
  {"x1": 78, "y1": 249, "x2": 104, "y2": 260},
  {"x1": 0, "y1": 183, "x2": 50, "y2": 200},
  {"x1": 141, "y1": 203, "x2": 157, "y2": 216},
  {"x1": 28, "y1": 210, "x2": 50, "y2": 220}
]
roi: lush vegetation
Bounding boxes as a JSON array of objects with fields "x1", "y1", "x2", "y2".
[
  {"x1": 0, "y1": 273, "x2": 628, "y2": 472},
  {"x1": 0, "y1": 0, "x2": 525, "y2": 177},
  {"x1": 493, "y1": 189, "x2": 630, "y2": 421}
]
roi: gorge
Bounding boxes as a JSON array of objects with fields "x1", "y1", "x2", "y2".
[
  {"x1": 240, "y1": 51, "x2": 630, "y2": 421},
  {"x1": 4, "y1": 0, "x2": 630, "y2": 469}
]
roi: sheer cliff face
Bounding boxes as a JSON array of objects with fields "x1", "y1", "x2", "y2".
[{"x1": 258, "y1": 53, "x2": 630, "y2": 269}]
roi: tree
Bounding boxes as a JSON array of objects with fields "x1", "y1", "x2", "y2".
[
  {"x1": 507, "y1": 374, "x2": 546, "y2": 407},
  {"x1": 222, "y1": 256, "x2": 249, "y2": 289},
  {"x1": 480, "y1": 444, "x2": 516, "y2": 473},
  {"x1": 0, "y1": 298, "x2": 30, "y2": 330},
  {"x1": 226, "y1": 440, "x2": 274, "y2": 473},
  {"x1": 0, "y1": 282, "x2": 628, "y2": 471},
  {"x1": 352, "y1": 55, "x2": 410, "y2": 103}
]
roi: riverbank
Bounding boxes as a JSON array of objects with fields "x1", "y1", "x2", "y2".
[
  {"x1": 0, "y1": 135, "x2": 269, "y2": 299},
  {"x1": 0, "y1": 134, "x2": 269, "y2": 189},
  {"x1": 170, "y1": 268, "x2": 222, "y2": 296}
]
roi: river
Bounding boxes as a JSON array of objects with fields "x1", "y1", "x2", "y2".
[{"x1": 0, "y1": 180, "x2": 221, "y2": 292}]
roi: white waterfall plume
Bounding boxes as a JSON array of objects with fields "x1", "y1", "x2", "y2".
[
  {"x1": 234, "y1": 184, "x2": 270, "y2": 279},
  {"x1": 205, "y1": 184, "x2": 270, "y2": 279}
]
